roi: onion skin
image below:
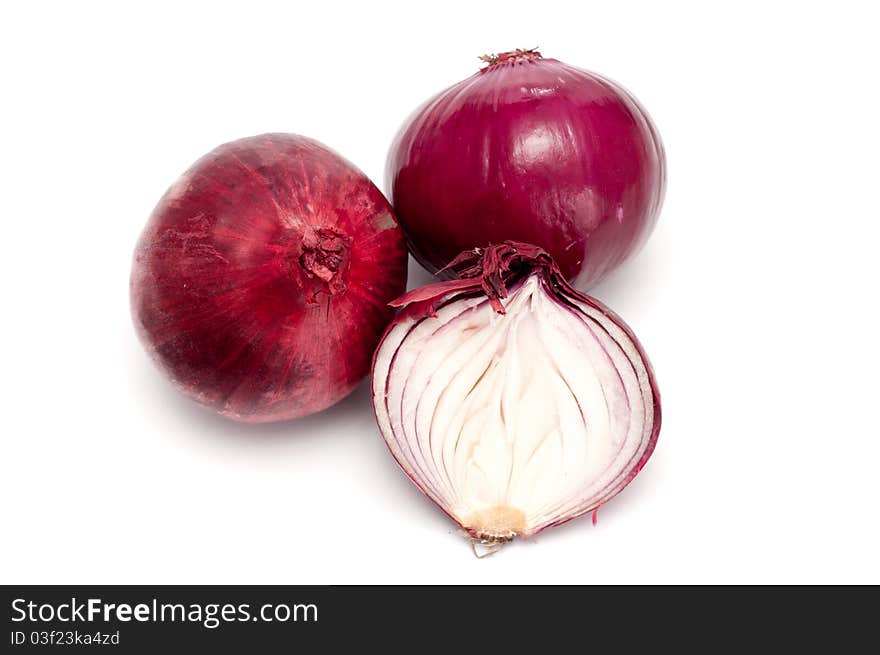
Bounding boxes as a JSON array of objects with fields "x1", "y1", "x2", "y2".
[
  {"x1": 387, "y1": 49, "x2": 665, "y2": 289},
  {"x1": 372, "y1": 242, "x2": 660, "y2": 541},
  {"x1": 132, "y1": 134, "x2": 407, "y2": 423}
]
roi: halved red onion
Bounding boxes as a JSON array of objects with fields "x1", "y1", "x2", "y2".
[{"x1": 372, "y1": 242, "x2": 660, "y2": 545}]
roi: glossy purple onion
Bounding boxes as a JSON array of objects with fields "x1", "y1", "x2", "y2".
[
  {"x1": 387, "y1": 49, "x2": 666, "y2": 289},
  {"x1": 372, "y1": 242, "x2": 660, "y2": 546}
]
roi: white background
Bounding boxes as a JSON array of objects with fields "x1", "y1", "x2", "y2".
[{"x1": 2, "y1": 1, "x2": 878, "y2": 584}]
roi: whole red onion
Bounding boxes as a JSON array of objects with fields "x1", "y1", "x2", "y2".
[
  {"x1": 388, "y1": 49, "x2": 666, "y2": 289},
  {"x1": 132, "y1": 134, "x2": 407, "y2": 423},
  {"x1": 372, "y1": 242, "x2": 660, "y2": 547}
]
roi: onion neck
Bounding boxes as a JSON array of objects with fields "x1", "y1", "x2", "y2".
[
  {"x1": 479, "y1": 48, "x2": 542, "y2": 68},
  {"x1": 298, "y1": 226, "x2": 351, "y2": 301}
]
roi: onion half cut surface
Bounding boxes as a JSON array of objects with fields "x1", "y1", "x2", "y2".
[{"x1": 372, "y1": 242, "x2": 660, "y2": 544}]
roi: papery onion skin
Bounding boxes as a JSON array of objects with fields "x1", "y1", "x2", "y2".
[
  {"x1": 371, "y1": 242, "x2": 660, "y2": 541},
  {"x1": 387, "y1": 49, "x2": 665, "y2": 289},
  {"x1": 132, "y1": 133, "x2": 407, "y2": 423}
]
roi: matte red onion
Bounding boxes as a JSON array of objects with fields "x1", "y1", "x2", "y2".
[
  {"x1": 387, "y1": 49, "x2": 666, "y2": 289},
  {"x1": 132, "y1": 133, "x2": 407, "y2": 422},
  {"x1": 372, "y1": 242, "x2": 660, "y2": 546}
]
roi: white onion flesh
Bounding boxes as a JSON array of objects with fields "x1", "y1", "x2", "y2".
[{"x1": 373, "y1": 272, "x2": 658, "y2": 541}]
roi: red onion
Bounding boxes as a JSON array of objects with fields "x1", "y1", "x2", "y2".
[
  {"x1": 372, "y1": 242, "x2": 660, "y2": 547},
  {"x1": 132, "y1": 134, "x2": 407, "y2": 422},
  {"x1": 387, "y1": 49, "x2": 666, "y2": 289}
]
